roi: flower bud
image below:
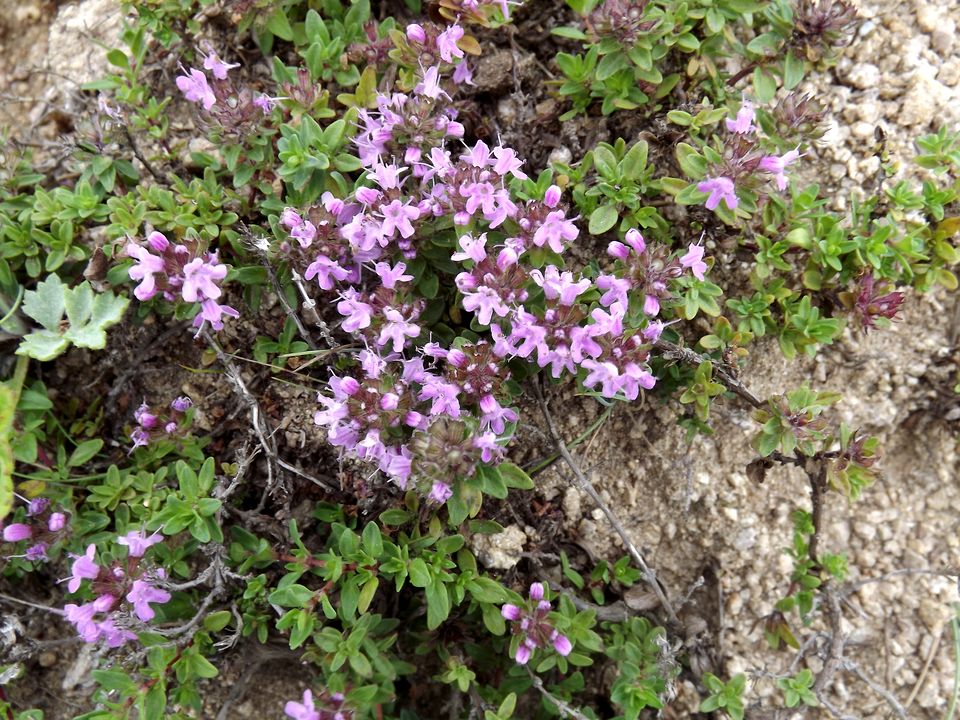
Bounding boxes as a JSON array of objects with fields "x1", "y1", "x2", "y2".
[
  {"x1": 543, "y1": 184, "x2": 562, "y2": 208},
  {"x1": 406, "y1": 23, "x2": 426, "y2": 43},
  {"x1": 3, "y1": 524, "x2": 32, "y2": 542},
  {"x1": 147, "y1": 231, "x2": 169, "y2": 252},
  {"x1": 48, "y1": 513, "x2": 67, "y2": 532}
]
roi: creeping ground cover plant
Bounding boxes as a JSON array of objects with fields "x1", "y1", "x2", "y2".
[{"x1": 0, "y1": 0, "x2": 959, "y2": 718}]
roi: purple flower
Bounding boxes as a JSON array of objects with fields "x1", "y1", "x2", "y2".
[
  {"x1": 452, "y1": 60, "x2": 474, "y2": 86},
  {"x1": 253, "y1": 94, "x2": 281, "y2": 114},
  {"x1": 126, "y1": 579, "x2": 171, "y2": 622},
  {"x1": 428, "y1": 481, "x2": 453, "y2": 504},
  {"x1": 696, "y1": 177, "x2": 738, "y2": 211},
  {"x1": 171, "y1": 396, "x2": 193, "y2": 413},
  {"x1": 97, "y1": 617, "x2": 136, "y2": 648},
  {"x1": 175, "y1": 68, "x2": 216, "y2": 110},
  {"x1": 194, "y1": 298, "x2": 240, "y2": 332},
  {"x1": 530, "y1": 266, "x2": 591, "y2": 306},
  {"x1": 66, "y1": 544, "x2": 100, "y2": 593},
  {"x1": 532, "y1": 210, "x2": 579, "y2": 253},
  {"x1": 679, "y1": 243, "x2": 707, "y2": 280},
  {"x1": 181, "y1": 257, "x2": 227, "y2": 302},
  {"x1": 64, "y1": 602, "x2": 100, "y2": 642},
  {"x1": 305, "y1": 255, "x2": 350, "y2": 291},
  {"x1": 415, "y1": 66, "x2": 448, "y2": 100},
  {"x1": 529, "y1": 582, "x2": 545, "y2": 601},
  {"x1": 25, "y1": 543, "x2": 48, "y2": 562},
  {"x1": 202, "y1": 51, "x2": 240, "y2": 80},
  {"x1": 379, "y1": 199, "x2": 420, "y2": 239},
  {"x1": 436, "y1": 24, "x2": 465, "y2": 63},
  {"x1": 125, "y1": 243, "x2": 166, "y2": 301},
  {"x1": 117, "y1": 531, "x2": 163, "y2": 558},
  {"x1": 378, "y1": 308, "x2": 420, "y2": 352},
  {"x1": 27, "y1": 497, "x2": 49, "y2": 516},
  {"x1": 758, "y1": 148, "x2": 802, "y2": 191},
  {"x1": 285, "y1": 690, "x2": 321, "y2": 720},
  {"x1": 3, "y1": 523, "x2": 32, "y2": 542},
  {"x1": 374, "y1": 261, "x2": 413, "y2": 289},
  {"x1": 725, "y1": 98, "x2": 756, "y2": 134},
  {"x1": 337, "y1": 290, "x2": 374, "y2": 333}
]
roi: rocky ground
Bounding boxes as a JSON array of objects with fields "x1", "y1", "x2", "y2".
[{"x1": 2, "y1": 0, "x2": 959, "y2": 717}]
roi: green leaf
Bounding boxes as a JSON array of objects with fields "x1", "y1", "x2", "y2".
[
  {"x1": 362, "y1": 522, "x2": 383, "y2": 557},
  {"x1": 783, "y1": 51, "x2": 804, "y2": 90},
  {"x1": 266, "y1": 8, "x2": 295, "y2": 40},
  {"x1": 589, "y1": 205, "x2": 619, "y2": 235},
  {"x1": 203, "y1": 611, "x2": 233, "y2": 633},
  {"x1": 21, "y1": 274, "x2": 66, "y2": 330},
  {"x1": 498, "y1": 462, "x2": 534, "y2": 490},
  {"x1": 592, "y1": 146, "x2": 618, "y2": 180},
  {"x1": 752, "y1": 67, "x2": 778, "y2": 103},
  {"x1": 68, "y1": 439, "x2": 103, "y2": 467}
]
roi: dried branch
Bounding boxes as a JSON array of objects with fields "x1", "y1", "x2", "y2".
[
  {"x1": 653, "y1": 338, "x2": 764, "y2": 409},
  {"x1": 533, "y1": 381, "x2": 680, "y2": 628},
  {"x1": 525, "y1": 668, "x2": 592, "y2": 720}
]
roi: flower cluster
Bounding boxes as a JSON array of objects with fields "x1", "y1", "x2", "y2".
[
  {"x1": 267, "y1": 60, "x2": 709, "y2": 502},
  {"x1": 130, "y1": 396, "x2": 193, "y2": 450},
  {"x1": 314, "y1": 346, "x2": 509, "y2": 499},
  {"x1": 285, "y1": 689, "x2": 352, "y2": 720},
  {"x1": 1, "y1": 497, "x2": 69, "y2": 562},
  {"x1": 62, "y1": 531, "x2": 170, "y2": 647},
  {"x1": 501, "y1": 583, "x2": 572, "y2": 665},
  {"x1": 125, "y1": 231, "x2": 238, "y2": 333},
  {"x1": 841, "y1": 273, "x2": 906, "y2": 331},
  {"x1": 176, "y1": 47, "x2": 279, "y2": 129},
  {"x1": 697, "y1": 98, "x2": 804, "y2": 212}
]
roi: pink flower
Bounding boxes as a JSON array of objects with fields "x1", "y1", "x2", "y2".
[
  {"x1": 64, "y1": 602, "x2": 100, "y2": 642},
  {"x1": 117, "y1": 531, "x2": 163, "y2": 558},
  {"x1": 253, "y1": 94, "x2": 281, "y2": 113},
  {"x1": 452, "y1": 61, "x2": 474, "y2": 86},
  {"x1": 679, "y1": 243, "x2": 707, "y2": 280},
  {"x1": 285, "y1": 690, "x2": 321, "y2": 720},
  {"x1": 125, "y1": 243, "x2": 165, "y2": 301},
  {"x1": 126, "y1": 579, "x2": 171, "y2": 622},
  {"x1": 305, "y1": 255, "x2": 349, "y2": 290},
  {"x1": 428, "y1": 481, "x2": 453, "y2": 504},
  {"x1": 374, "y1": 261, "x2": 413, "y2": 289},
  {"x1": 66, "y1": 544, "x2": 100, "y2": 593},
  {"x1": 532, "y1": 210, "x2": 579, "y2": 253},
  {"x1": 202, "y1": 52, "x2": 240, "y2": 80},
  {"x1": 529, "y1": 582, "x2": 545, "y2": 601},
  {"x1": 379, "y1": 199, "x2": 420, "y2": 239},
  {"x1": 378, "y1": 307, "x2": 420, "y2": 352},
  {"x1": 415, "y1": 65, "x2": 448, "y2": 100},
  {"x1": 337, "y1": 291, "x2": 373, "y2": 333},
  {"x1": 696, "y1": 177, "x2": 738, "y2": 211},
  {"x1": 758, "y1": 148, "x2": 802, "y2": 191},
  {"x1": 725, "y1": 99, "x2": 756, "y2": 134},
  {"x1": 436, "y1": 24, "x2": 465, "y2": 63},
  {"x1": 181, "y1": 257, "x2": 227, "y2": 302},
  {"x1": 175, "y1": 68, "x2": 216, "y2": 110}
]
